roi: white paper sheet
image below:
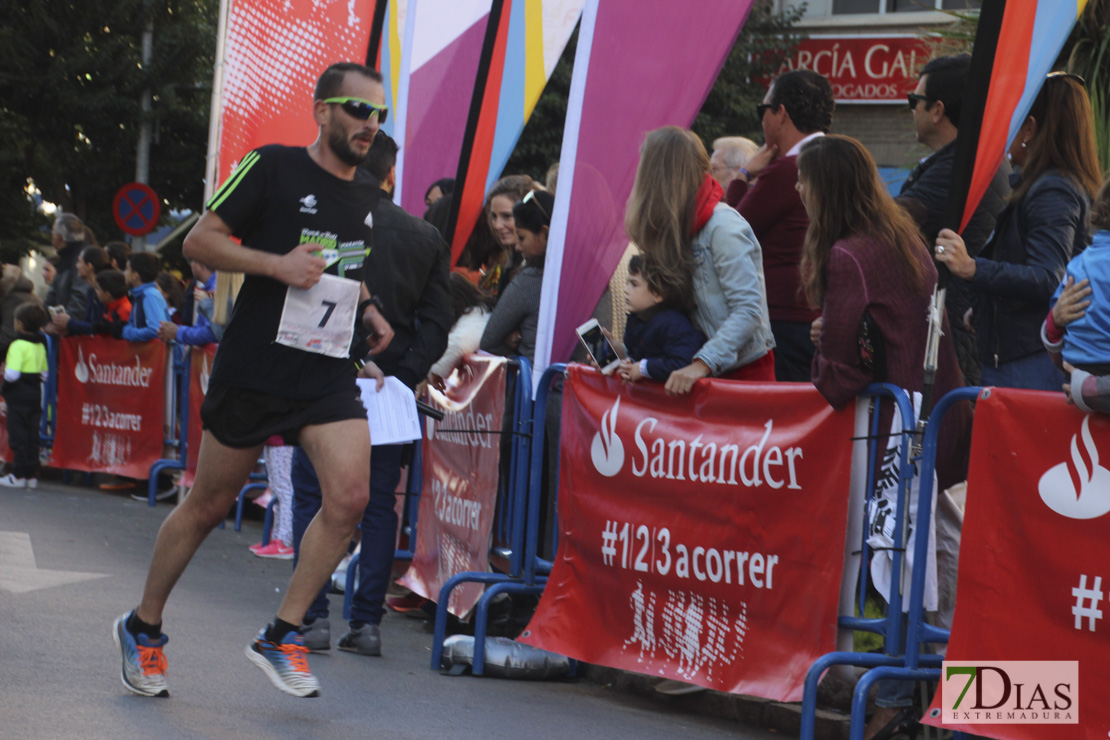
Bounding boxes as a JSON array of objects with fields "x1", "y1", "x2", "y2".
[{"x1": 357, "y1": 377, "x2": 422, "y2": 446}]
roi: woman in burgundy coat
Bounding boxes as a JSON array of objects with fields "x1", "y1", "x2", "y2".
[{"x1": 797, "y1": 134, "x2": 971, "y2": 739}]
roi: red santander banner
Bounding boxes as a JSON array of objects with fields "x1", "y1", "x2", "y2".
[
  {"x1": 397, "y1": 355, "x2": 507, "y2": 617},
  {"x1": 762, "y1": 35, "x2": 930, "y2": 103},
  {"x1": 520, "y1": 367, "x2": 854, "y2": 700},
  {"x1": 924, "y1": 389, "x2": 1110, "y2": 737},
  {"x1": 52, "y1": 337, "x2": 166, "y2": 479}
]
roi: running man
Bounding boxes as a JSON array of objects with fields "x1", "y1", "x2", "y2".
[{"x1": 113, "y1": 62, "x2": 393, "y2": 699}]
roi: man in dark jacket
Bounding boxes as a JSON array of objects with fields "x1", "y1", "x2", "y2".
[
  {"x1": 291, "y1": 131, "x2": 452, "y2": 656},
  {"x1": 896, "y1": 54, "x2": 1012, "y2": 385},
  {"x1": 45, "y1": 213, "x2": 91, "y2": 320}
]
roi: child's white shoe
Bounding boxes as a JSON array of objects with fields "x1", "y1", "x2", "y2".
[{"x1": 0, "y1": 473, "x2": 27, "y2": 488}]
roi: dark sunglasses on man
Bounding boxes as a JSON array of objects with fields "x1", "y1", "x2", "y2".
[
  {"x1": 907, "y1": 92, "x2": 933, "y2": 111},
  {"x1": 323, "y1": 96, "x2": 389, "y2": 125}
]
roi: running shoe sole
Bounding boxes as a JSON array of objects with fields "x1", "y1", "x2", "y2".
[
  {"x1": 113, "y1": 613, "x2": 169, "y2": 697},
  {"x1": 245, "y1": 640, "x2": 320, "y2": 698}
]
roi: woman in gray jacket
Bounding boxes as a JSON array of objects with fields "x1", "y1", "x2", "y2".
[{"x1": 626, "y1": 126, "x2": 775, "y2": 394}]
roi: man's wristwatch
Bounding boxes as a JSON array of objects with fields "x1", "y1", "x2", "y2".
[{"x1": 358, "y1": 295, "x2": 385, "y2": 319}]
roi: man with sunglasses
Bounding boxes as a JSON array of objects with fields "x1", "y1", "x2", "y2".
[
  {"x1": 723, "y1": 69, "x2": 834, "y2": 383},
  {"x1": 113, "y1": 62, "x2": 395, "y2": 699},
  {"x1": 896, "y1": 53, "x2": 1011, "y2": 386}
]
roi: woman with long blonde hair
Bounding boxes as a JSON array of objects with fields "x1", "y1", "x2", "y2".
[
  {"x1": 626, "y1": 126, "x2": 774, "y2": 394},
  {"x1": 935, "y1": 72, "x2": 1100, "y2": 389}
]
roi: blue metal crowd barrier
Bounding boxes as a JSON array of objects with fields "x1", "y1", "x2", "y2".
[
  {"x1": 800, "y1": 385, "x2": 979, "y2": 740},
  {"x1": 145, "y1": 343, "x2": 191, "y2": 505},
  {"x1": 430, "y1": 357, "x2": 534, "y2": 673},
  {"x1": 462, "y1": 362, "x2": 566, "y2": 675}
]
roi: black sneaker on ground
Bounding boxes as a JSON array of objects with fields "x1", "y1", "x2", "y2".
[{"x1": 337, "y1": 622, "x2": 382, "y2": 656}]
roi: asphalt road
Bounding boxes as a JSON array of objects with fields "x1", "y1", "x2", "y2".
[{"x1": 0, "y1": 480, "x2": 781, "y2": 740}]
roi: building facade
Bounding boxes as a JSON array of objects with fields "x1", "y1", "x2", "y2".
[{"x1": 776, "y1": 0, "x2": 974, "y2": 179}]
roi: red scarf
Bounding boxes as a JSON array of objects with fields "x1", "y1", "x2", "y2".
[{"x1": 690, "y1": 173, "x2": 723, "y2": 236}]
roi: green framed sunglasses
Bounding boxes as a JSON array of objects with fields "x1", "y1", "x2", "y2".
[{"x1": 322, "y1": 97, "x2": 389, "y2": 124}]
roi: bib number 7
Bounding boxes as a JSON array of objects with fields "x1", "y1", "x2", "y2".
[{"x1": 276, "y1": 274, "x2": 360, "y2": 358}]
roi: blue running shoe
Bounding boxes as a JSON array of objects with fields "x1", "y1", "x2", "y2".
[
  {"x1": 113, "y1": 611, "x2": 169, "y2": 697},
  {"x1": 245, "y1": 629, "x2": 320, "y2": 697}
]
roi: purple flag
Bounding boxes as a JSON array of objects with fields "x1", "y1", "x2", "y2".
[{"x1": 534, "y1": 0, "x2": 756, "y2": 381}]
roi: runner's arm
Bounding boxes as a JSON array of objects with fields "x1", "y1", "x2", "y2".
[{"x1": 183, "y1": 210, "x2": 325, "y2": 290}]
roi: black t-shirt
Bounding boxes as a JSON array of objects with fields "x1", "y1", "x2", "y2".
[{"x1": 205, "y1": 145, "x2": 379, "y2": 399}]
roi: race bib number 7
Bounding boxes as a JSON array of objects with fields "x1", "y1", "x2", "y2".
[{"x1": 276, "y1": 273, "x2": 360, "y2": 358}]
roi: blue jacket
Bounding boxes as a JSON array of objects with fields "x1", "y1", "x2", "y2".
[
  {"x1": 623, "y1": 306, "x2": 707, "y2": 381},
  {"x1": 970, "y1": 170, "x2": 1091, "y2": 367},
  {"x1": 1052, "y1": 230, "x2": 1110, "y2": 368},
  {"x1": 175, "y1": 274, "x2": 218, "y2": 346},
  {"x1": 122, "y1": 281, "x2": 170, "y2": 343},
  {"x1": 689, "y1": 203, "x2": 775, "y2": 374}
]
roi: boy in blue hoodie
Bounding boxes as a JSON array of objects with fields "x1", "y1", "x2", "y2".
[
  {"x1": 618, "y1": 255, "x2": 706, "y2": 383},
  {"x1": 0, "y1": 303, "x2": 48, "y2": 488},
  {"x1": 115, "y1": 252, "x2": 169, "y2": 342},
  {"x1": 1043, "y1": 176, "x2": 1110, "y2": 411}
]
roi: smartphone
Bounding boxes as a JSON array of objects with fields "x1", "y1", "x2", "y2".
[
  {"x1": 576, "y1": 318, "x2": 625, "y2": 375},
  {"x1": 48, "y1": 306, "x2": 65, "y2": 318}
]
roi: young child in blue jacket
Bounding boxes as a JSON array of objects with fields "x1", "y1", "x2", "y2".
[
  {"x1": 112, "y1": 252, "x2": 169, "y2": 342},
  {"x1": 0, "y1": 303, "x2": 49, "y2": 488},
  {"x1": 1043, "y1": 176, "x2": 1110, "y2": 411},
  {"x1": 618, "y1": 255, "x2": 706, "y2": 383}
]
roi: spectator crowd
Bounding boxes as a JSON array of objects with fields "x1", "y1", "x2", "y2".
[{"x1": 7, "y1": 58, "x2": 1107, "y2": 739}]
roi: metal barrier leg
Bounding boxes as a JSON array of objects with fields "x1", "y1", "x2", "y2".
[
  {"x1": 849, "y1": 666, "x2": 939, "y2": 740},
  {"x1": 235, "y1": 482, "x2": 268, "y2": 531},
  {"x1": 430, "y1": 571, "x2": 515, "y2": 671},
  {"x1": 800, "y1": 652, "x2": 907, "y2": 740},
  {"x1": 147, "y1": 459, "x2": 184, "y2": 507},
  {"x1": 471, "y1": 580, "x2": 547, "y2": 676}
]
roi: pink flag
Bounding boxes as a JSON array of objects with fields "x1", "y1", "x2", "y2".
[{"x1": 534, "y1": 0, "x2": 756, "y2": 381}]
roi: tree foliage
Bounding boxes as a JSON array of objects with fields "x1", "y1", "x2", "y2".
[
  {"x1": 503, "y1": 1, "x2": 806, "y2": 184},
  {"x1": 0, "y1": 0, "x2": 218, "y2": 259}
]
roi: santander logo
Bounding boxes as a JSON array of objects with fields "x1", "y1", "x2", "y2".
[
  {"x1": 1038, "y1": 415, "x2": 1110, "y2": 520},
  {"x1": 591, "y1": 397, "x2": 625, "y2": 477},
  {"x1": 74, "y1": 346, "x2": 90, "y2": 383}
]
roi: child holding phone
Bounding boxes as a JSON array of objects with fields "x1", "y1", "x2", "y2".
[{"x1": 618, "y1": 255, "x2": 706, "y2": 383}]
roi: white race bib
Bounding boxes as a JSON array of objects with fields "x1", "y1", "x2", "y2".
[{"x1": 276, "y1": 273, "x2": 360, "y2": 358}]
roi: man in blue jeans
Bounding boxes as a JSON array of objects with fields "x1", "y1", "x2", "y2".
[{"x1": 290, "y1": 130, "x2": 452, "y2": 655}]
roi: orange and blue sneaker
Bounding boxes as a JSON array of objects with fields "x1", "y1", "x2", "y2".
[
  {"x1": 113, "y1": 611, "x2": 169, "y2": 697},
  {"x1": 245, "y1": 628, "x2": 320, "y2": 697}
]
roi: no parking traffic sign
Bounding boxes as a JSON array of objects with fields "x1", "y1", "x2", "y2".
[{"x1": 112, "y1": 182, "x2": 161, "y2": 237}]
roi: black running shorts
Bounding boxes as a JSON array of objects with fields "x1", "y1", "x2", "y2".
[{"x1": 200, "y1": 384, "x2": 367, "y2": 449}]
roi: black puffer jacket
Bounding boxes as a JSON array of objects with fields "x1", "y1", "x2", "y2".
[
  {"x1": 898, "y1": 141, "x2": 1012, "y2": 384},
  {"x1": 968, "y1": 170, "x2": 1091, "y2": 368}
]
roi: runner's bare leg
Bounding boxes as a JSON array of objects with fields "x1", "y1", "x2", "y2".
[
  {"x1": 136, "y1": 431, "x2": 264, "y2": 625},
  {"x1": 276, "y1": 418, "x2": 370, "y2": 625}
]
